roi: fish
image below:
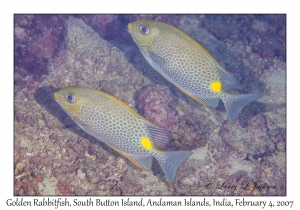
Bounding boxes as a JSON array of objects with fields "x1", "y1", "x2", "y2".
[
  {"x1": 54, "y1": 86, "x2": 192, "y2": 182},
  {"x1": 128, "y1": 20, "x2": 262, "y2": 122}
]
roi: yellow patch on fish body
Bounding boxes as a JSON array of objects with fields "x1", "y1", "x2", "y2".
[
  {"x1": 211, "y1": 81, "x2": 222, "y2": 93},
  {"x1": 54, "y1": 86, "x2": 192, "y2": 182},
  {"x1": 140, "y1": 137, "x2": 154, "y2": 150},
  {"x1": 128, "y1": 20, "x2": 262, "y2": 122}
]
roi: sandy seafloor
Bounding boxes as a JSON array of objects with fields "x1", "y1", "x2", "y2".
[{"x1": 14, "y1": 15, "x2": 286, "y2": 195}]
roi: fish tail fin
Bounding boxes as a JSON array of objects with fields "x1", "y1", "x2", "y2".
[
  {"x1": 155, "y1": 151, "x2": 192, "y2": 182},
  {"x1": 223, "y1": 93, "x2": 262, "y2": 122}
]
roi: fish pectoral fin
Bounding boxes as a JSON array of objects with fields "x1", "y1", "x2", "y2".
[
  {"x1": 107, "y1": 145, "x2": 153, "y2": 171},
  {"x1": 71, "y1": 115, "x2": 94, "y2": 134},
  {"x1": 143, "y1": 122, "x2": 170, "y2": 150},
  {"x1": 140, "y1": 46, "x2": 149, "y2": 56},
  {"x1": 71, "y1": 115, "x2": 87, "y2": 127}
]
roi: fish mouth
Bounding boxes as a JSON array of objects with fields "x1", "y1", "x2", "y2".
[
  {"x1": 54, "y1": 92, "x2": 59, "y2": 102},
  {"x1": 127, "y1": 23, "x2": 132, "y2": 33}
]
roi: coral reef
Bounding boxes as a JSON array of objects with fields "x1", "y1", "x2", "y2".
[
  {"x1": 80, "y1": 15, "x2": 121, "y2": 40},
  {"x1": 202, "y1": 15, "x2": 286, "y2": 61},
  {"x1": 118, "y1": 14, "x2": 180, "y2": 28},
  {"x1": 14, "y1": 15, "x2": 67, "y2": 91},
  {"x1": 171, "y1": 115, "x2": 209, "y2": 151},
  {"x1": 138, "y1": 85, "x2": 177, "y2": 131},
  {"x1": 14, "y1": 15, "x2": 285, "y2": 196},
  {"x1": 219, "y1": 114, "x2": 276, "y2": 158}
]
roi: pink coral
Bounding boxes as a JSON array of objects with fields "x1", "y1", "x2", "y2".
[
  {"x1": 138, "y1": 85, "x2": 177, "y2": 131},
  {"x1": 81, "y1": 15, "x2": 123, "y2": 40},
  {"x1": 90, "y1": 15, "x2": 117, "y2": 34},
  {"x1": 57, "y1": 182, "x2": 71, "y2": 195},
  {"x1": 14, "y1": 15, "x2": 66, "y2": 89},
  {"x1": 30, "y1": 155, "x2": 52, "y2": 166}
]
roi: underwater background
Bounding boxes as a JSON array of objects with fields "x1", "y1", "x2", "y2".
[{"x1": 14, "y1": 14, "x2": 286, "y2": 195}]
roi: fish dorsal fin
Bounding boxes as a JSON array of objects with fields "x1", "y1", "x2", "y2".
[
  {"x1": 106, "y1": 144, "x2": 152, "y2": 171},
  {"x1": 216, "y1": 66, "x2": 240, "y2": 92},
  {"x1": 143, "y1": 122, "x2": 170, "y2": 150}
]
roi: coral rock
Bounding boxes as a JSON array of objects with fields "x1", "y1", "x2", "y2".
[{"x1": 138, "y1": 85, "x2": 177, "y2": 131}]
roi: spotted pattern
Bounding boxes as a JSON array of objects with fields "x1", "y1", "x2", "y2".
[
  {"x1": 55, "y1": 87, "x2": 192, "y2": 182},
  {"x1": 68, "y1": 88, "x2": 157, "y2": 156},
  {"x1": 129, "y1": 20, "x2": 238, "y2": 107}
]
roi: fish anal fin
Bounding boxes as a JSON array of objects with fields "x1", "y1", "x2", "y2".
[
  {"x1": 174, "y1": 84, "x2": 208, "y2": 106},
  {"x1": 175, "y1": 84, "x2": 220, "y2": 108},
  {"x1": 106, "y1": 144, "x2": 152, "y2": 171}
]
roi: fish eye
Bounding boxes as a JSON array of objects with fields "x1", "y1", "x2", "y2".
[
  {"x1": 139, "y1": 25, "x2": 149, "y2": 35},
  {"x1": 65, "y1": 93, "x2": 75, "y2": 104}
]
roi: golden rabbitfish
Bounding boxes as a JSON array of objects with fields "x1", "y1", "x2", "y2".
[
  {"x1": 128, "y1": 20, "x2": 262, "y2": 121},
  {"x1": 54, "y1": 86, "x2": 192, "y2": 182}
]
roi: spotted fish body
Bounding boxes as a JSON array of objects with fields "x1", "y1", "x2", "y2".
[
  {"x1": 54, "y1": 86, "x2": 191, "y2": 182},
  {"x1": 128, "y1": 20, "x2": 261, "y2": 121}
]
